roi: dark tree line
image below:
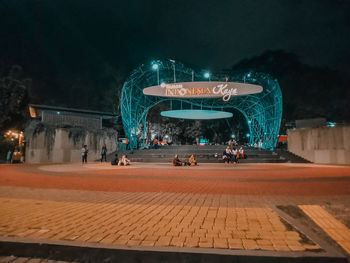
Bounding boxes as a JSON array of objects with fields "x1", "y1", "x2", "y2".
[
  {"x1": 0, "y1": 64, "x2": 30, "y2": 132},
  {"x1": 1, "y1": 50, "x2": 349, "y2": 144},
  {"x1": 230, "y1": 50, "x2": 350, "y2": 123}
]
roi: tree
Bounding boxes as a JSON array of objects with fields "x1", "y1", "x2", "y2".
[
  {"x1": 231, "y1": 50, "x2": 350, "y2": 123},
  {"x1": 0, "y1": 65, "x2": 31, "y2": 132}
]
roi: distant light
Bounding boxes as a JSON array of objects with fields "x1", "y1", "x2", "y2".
[
  {"x1": 160, "y1": 82, "x2": 166, "y2": 87},
  {"x1": 247, "y1": 72, "x2": 252, "y2": 78},
  {"x1": 204, "y1": 72, "x2": 210, "y2": 79},
  {"x1": 57, "y1": 111, "x2": 60, "y2": 115},
  {"x1": 152, "y1": 63, "x2": 159, "y2": 70},
  {"x1": 246, "y1": 133, "x2": 250, "y2": 138},
  {"x1": 248, "y1": 120, "x2": 251, "y2": 124},
  {"x1": 231, "y1": 134, "x2": 235, "y2": 139},
  {"x1": 327, "y1": 122, "x2": 336, "y2": 127}
]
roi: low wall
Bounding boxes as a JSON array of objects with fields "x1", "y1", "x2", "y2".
[
  {"x1": 288, "y1": 126, "x2": 350, "y2": 164},
  {"x1": 25, "y1": 125, "x2": 118, "y2": 163}
]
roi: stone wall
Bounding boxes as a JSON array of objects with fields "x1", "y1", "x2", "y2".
[
  {"x1": 288, "y1": 126, "x2": 350, "y2": 164},
  {"x1": 25, "y1": 124, "x2": 118, "y2": 163}
]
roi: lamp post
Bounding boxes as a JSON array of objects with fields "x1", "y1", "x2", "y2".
[
  {"x1": 204, "y1": 72, "x2": 210, "y2": 81},
  {"x1": 152, "y1": 62, "x2": 159, "y2": 85},
  {"x1": 170, "y1": 59, "x2": 176, "y2": 83}
]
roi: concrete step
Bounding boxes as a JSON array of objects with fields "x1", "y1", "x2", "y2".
[
  {"x1": 107, "y1": 146, "x2": 307, "y2": 164},
  {"x1": 129, "y1": 158, "x2": 286, "y2": 163}
]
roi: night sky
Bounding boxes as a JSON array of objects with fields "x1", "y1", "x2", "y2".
[{"x1": 1, "y1": 0, "x2": 350, "y2": 107}]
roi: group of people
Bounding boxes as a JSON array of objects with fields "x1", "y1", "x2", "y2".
[
  {"x1": 82, "y1": 143, "x2": 246, "y2": 166},
  {"x1": 172, "y1": 154, "x2": 197, "y2": 166},
  {"x1": 7, "y1": 148, "x2": 24, "y2": 163},
  {"x1": 111, "y1": 154, "x2": 130, "y2": 166},
  {"x1": 82, "y1": 145, "x2": 131, "y2": 166},
  {"x1": 82, "y1": 144, "x2": 132, "y2": 166},
  {"x1": 223, "y1": 146, "x2": 246, "y2": 164}
]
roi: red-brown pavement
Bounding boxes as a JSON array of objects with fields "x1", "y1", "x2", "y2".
[
  {"x1": 0, "y1": 162, "x2": 350, "y2": 261},
  {"x1": 0, "y1": 163, "x2": 349, "y2": 195}
]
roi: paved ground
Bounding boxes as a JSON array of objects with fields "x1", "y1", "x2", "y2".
[
  {"x1": 0, "y1": 255, "x2": 76, "y2": 263},
  {"x1": 0, "y1": 162, "x2": 349, "y2": 262}
]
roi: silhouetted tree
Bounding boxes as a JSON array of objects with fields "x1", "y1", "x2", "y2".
[
  {"x1": 231, "y1": 50, "x2": 350, "y2": 123},
  {"x1": 0, "y1": 65, "x2": 30, "y2": 132}
]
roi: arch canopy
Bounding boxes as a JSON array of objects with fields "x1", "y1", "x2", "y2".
[
  {"x1": 121, "y1": 59, "x2": 282, "y2": 150},
  {"x1": 160, "y1": 110, "x2": 233, "y2": 120}
]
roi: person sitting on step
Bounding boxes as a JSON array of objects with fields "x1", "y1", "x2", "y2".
[
  {"x1": 232, "y1": 147, "x2": 238, "y2": 163},
  {"x1": 223, "y1": 146, "x2": 233, "y2": 163},
  {"x1": 111, "y1": 154, "x2": 119, "y2": 165},
  {"x1": 237, "y1": 146, "x2": 246, "y2": 159},
  {"x1": 173, "y1": 154, "x2": 183, "y2": 166},
  {"x1": 189, "y1": 154, "x2": 198, "y2": 166},
  {"x1": 118, "y1": 155, "x2": 130, "y2": 166}
]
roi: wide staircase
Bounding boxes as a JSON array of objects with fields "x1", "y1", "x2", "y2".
[{"x1": 109, "y1": 145, "x2": 310, "y2": 163}]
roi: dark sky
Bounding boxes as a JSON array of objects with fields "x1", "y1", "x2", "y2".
[{"x1": 1, "y1": 0, "x2": 350, "y2": 80}]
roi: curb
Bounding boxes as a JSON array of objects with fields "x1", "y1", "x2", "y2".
[{"x1": 0, "y1": 238, "x2": 347, "y2": 263}]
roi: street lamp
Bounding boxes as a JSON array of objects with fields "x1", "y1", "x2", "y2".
[
  {"x1": 204, "y1": 72, "x2": 210, "y2": 81},
  {"x1": 170, "y1": 59, "x2": 176, "y2": 83},
  {"x1": 152, "y1": 63, "x2": 159, "y2": 70},
  {"x1": 151, "y1": 62, "x2": 160, "y2": 85}
]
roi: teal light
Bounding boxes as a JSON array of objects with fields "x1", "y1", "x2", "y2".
[
  {"x1": 121, "y1": 59, "x2": 283, "y2": 150},
  {"x1": 231, "y1": 134, "x2": 235, "y2": 139},
  {"x1": 161, "y1": 110, "x2": 233, "y2": 120},
  {"x1": 152, "y1": 63, "x2": 159, "y2": 70},
  {"x1": 246, "y1": 133, "x2": 250, "y2": 138}
]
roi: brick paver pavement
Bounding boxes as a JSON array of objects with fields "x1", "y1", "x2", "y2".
[
  {"x1": 299, "y1": 205, "x2": 350, "y2": 253},
  {"x1": 0, "y1": 163, "x2": 349, "y2": 257},
  {"x1": 0, "y1": 193, "x2": 320, "y2": 251}
]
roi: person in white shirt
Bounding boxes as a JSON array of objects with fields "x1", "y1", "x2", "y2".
[
  {"x1": 237, "y1": 147, "x2": 244, "y2": 159},
  {"x1": 81, "y1": 145, "x2": 88, "y2": 164},
  {"x1": 223, "y1": 146, "x2": 233, "y2": 163},
  {"x1": 118, "y1": 155, "x2": 130, "y2": 166},
  {"x1": 232, "y1": 147, "x2": 238, "y2": 163}
]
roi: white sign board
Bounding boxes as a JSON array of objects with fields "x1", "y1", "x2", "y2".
[{"x1": 143, "y1": 81, "x2": 263, "y2": 101}]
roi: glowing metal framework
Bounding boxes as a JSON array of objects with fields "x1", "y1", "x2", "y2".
[{"x1": 121, "y1": 59, "x2": 282, "y2": 150}]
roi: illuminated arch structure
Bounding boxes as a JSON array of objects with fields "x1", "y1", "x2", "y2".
[{"x1": 121, "y1": 59, "x2": 282, "y2": 150}]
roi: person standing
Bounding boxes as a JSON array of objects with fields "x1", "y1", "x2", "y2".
[
  {"x1": 6, "y1": 149, "x2": 13, "y2": 164},
  {"x1": 101, "y1": 145, "x2": 107, "y2": 162},
  {"x1": 82, "y1": 145, "x2": 88, "y2": 164},
  {"x1": 125, "y1": 138, "x2": 129, "y2": 150}
]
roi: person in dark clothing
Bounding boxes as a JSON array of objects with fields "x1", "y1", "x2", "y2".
[
  {"x1": 6, "y1": 150, "x2": 13, "y2": 164},
  {"x1": 101, "y1": 145, "x2": 107, "y2": 162},
  {"x1": 172, "y1": 154, "x2": 183, "y2": 166},
  {"x1": 111, "y1": 154, "x2": 119, "y2": 165}
]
